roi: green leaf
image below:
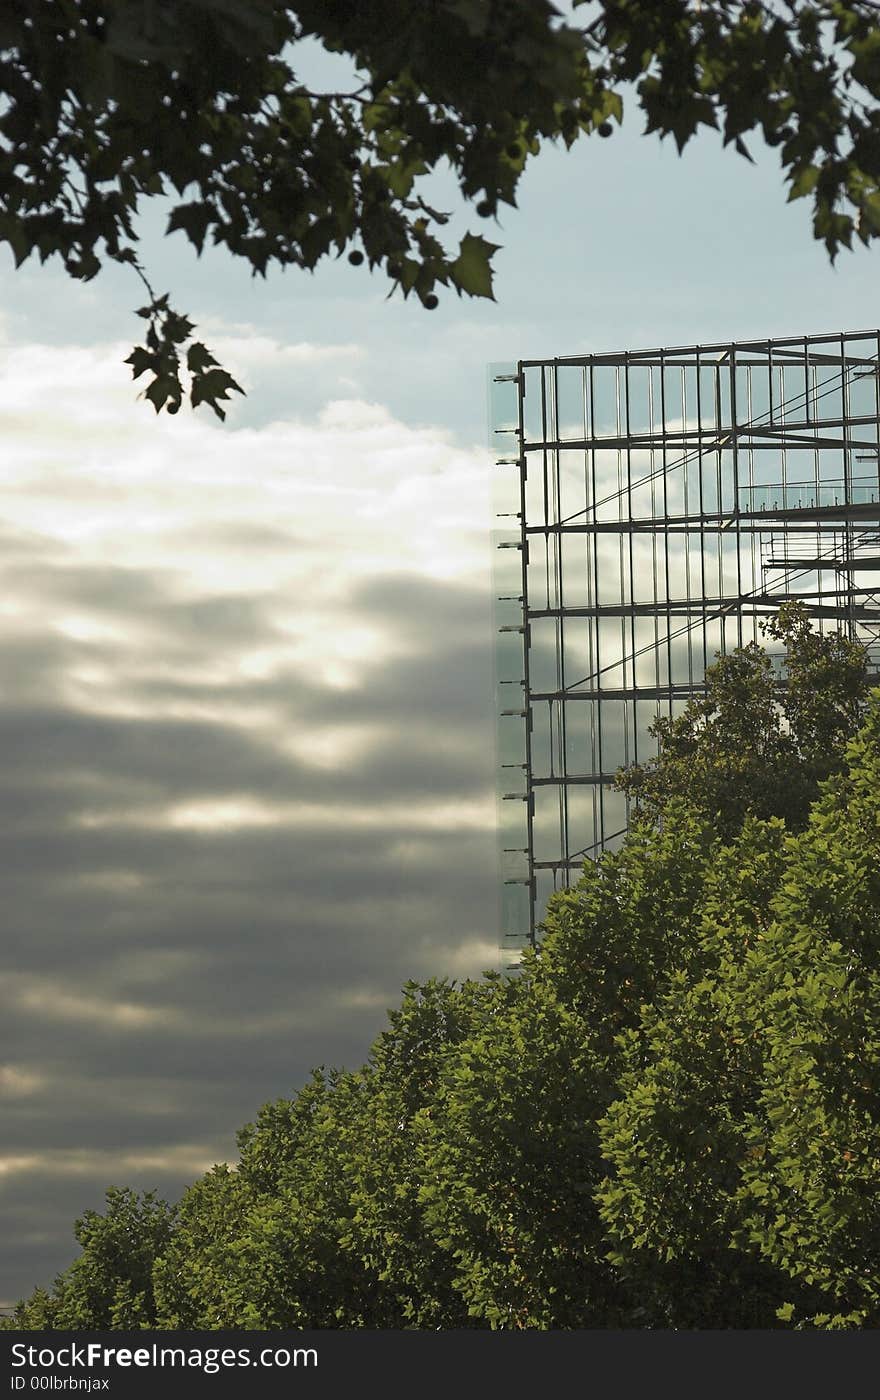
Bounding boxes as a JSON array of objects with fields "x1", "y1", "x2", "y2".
[
  {"x1": 450, "y1": 232, "x2": 499, "y2": 300},
  {"x1": 788, "y1": 165, "x2": 820, "y2": 201},
  {"x1": 605, "y1": 90, "x2": 624, "y2": 124}
]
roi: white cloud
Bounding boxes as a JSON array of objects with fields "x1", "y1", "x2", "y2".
[
  {"x1": 0, "y1": 1145, "x2": 220, "y2": 1181},
  {"x1": 9, "y1": 976, "x2": 178, "y2": 1031},
  {"x1": 72, "y1": 795, "x2": 495, "y2": 834},
  {"x1": 0, "y1": 339, "x2": 490, "y2": 577},
  {"x1": 0, "y1": 1066, "x2": 47, "y2": 1099},
  {"x1": 198, "y1": 322, "x2": 364, "y2": 365},
  {"x1": 0, "y1": 330, "x2": 493, "y2": 729}
]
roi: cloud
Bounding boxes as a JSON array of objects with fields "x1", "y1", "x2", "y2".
[{"x1": 0, "y1": 331, "x2": 499, "y2": 1306}]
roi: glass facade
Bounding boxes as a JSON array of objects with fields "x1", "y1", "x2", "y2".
[{"x1": 491, "y1": 332, "x2": 880, "y2": 960}]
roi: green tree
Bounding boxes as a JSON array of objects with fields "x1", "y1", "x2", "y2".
[
  {"x1": 7, "y1": 1188, "x2": 175, "y2": 1329},
  {"x1": 616, "y1": 602, "x2": 870, "y2": 839},
  {"x1": 414, "y1": 810, "x2": 720, "y2": 1326},
  {"x1": 2, "y1": 1, "x2": 880, "y2": 416},
  {"x1": 152, "y1": 979, "x2": 494, "y2": 1328},
  {"x1": 598, "y1": 696, "x2": 880, "y2": 1328},
  {"x1": 416, "y1": 658, "x2": 880, "y2": 1327}
]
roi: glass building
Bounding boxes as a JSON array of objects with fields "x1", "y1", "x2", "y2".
[{"x1": 491, "y1": 331, "x2": 880, "y2": 964}]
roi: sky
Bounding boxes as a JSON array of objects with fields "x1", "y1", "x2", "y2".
[{"x1": 1, "y1": 43, "x2": 878, "y2": 1309}]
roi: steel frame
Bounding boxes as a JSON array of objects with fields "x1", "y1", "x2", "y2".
[{"x1": 491, "y1": 331, "x2": 880, "y2": 960}]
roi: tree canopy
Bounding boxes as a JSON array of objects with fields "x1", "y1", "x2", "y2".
[
  {"x1": 6, "y1": 616, "x2": 880, "y2": 1330},
  {"x1": 2, "y1": 1, "x2": 880, "y2": 416},
  {"x1": 616, "y1": 602, "x2": 870, "y2": 839}
]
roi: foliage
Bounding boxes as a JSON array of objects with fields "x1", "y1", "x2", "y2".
[
  {"x1": 150, "y1": 981, "x2": 494, "y2": 1328},
  {"x1": 7, "y1": 619, "x2": 880, "y2": 1329},
  {"x1": 2, "y1": 2, "x2": 880, "y2": 416},
  {"x1": 6, "y1": 1188, "x2": 175, "y2": 1329},
  {"x1": 598, "y1": 698, "x2": 880, "y2": 1328},
  {"x1": 413, "y1": 810, "x2": 720, "y2": 1327},
  {"x1": 616, "y1": 601, "x2": 870, "y2": 839}
]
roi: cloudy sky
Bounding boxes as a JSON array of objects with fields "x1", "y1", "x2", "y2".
[{"x1": 1, "y1": 42, "x2": 877, "y2": 1308}]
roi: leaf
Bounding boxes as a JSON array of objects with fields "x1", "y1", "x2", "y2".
[
  {"x1": 788, "y1": 165, "x2": 820, "y2": 201},
  {"x1": 0, "y1": 215, "x2": 33, "y2": 268},
  {"x1": 124, "y1": 346, "x2": 156, "y2": 380},
  {"x1": 605, "y1": 90, "x2": 624, "y2": 124},
  {"x1": 190, "y1": 365, "x2": 245, "y2": 420},
  {"x1": 186, "y1": 341, "x2": 220, "y2": 374},
  {"x1": 163, "y1": 311, "x2": 197, "y2": 344},
  {"x1": 144, "y1": 373, "x2": 180, "y2": 414},
  {"x1": 166, "y1": 203, "x2": 214, "y2": 255},
  {"x1": 450, "y1": 232, "x2": 499, "y2": 300},
  {"x1": 859, "y1": 190, "x2": 880, "y2": 237}
]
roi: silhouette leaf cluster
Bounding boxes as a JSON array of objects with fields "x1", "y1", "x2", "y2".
[{"x1": 2, "y1": 2, "x2": 880, "y2": 415}]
